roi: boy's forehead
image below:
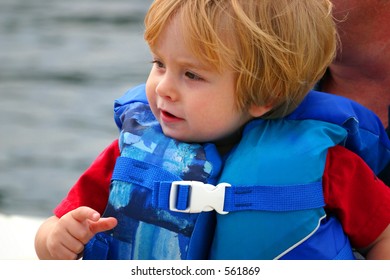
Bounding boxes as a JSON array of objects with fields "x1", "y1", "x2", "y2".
[
  {"x1": 152, "y1": 14, "x2": 189, "y2": 49},
  {"x1": 146, "y1": 4, "x2": 234, "y2": 73},
  {"x1": 148, "y1": 18, "x2": 213, "y2": 69}
]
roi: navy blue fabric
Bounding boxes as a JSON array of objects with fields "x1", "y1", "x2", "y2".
[{"x1": 280, "y1": 217, "x2": 355, "y2": 260}]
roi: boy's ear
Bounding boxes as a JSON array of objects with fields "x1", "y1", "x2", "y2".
[{"x1": 248, "y1": 104, "x2": 273, "y2": 118}]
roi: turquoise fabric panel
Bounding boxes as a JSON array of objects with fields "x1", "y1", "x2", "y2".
[
  {"x1": 210, "y1": 119, "x2": 347, "y2": 259},
  {"x1": 221, "y1": 118, "x2": 347, "y2": 185}
]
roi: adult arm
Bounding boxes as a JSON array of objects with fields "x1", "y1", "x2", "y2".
[{"x1": 364, "y1": 225, "x2": 390, "y2": 260}]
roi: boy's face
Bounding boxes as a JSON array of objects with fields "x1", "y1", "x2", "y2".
[{"x1": 145, "y1": 15, "x2": 253, "y2": 145}]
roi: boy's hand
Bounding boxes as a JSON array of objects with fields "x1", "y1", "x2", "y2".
[{"x1": 45, "y1": 206, "x2": 117, "y2": 260}]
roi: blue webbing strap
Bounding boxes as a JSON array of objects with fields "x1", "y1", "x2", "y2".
[
  {"x1": 113, "y1": 157, "x2": 325, "y2": 212},
  {"x1": 111, "y1": 156, "x2": 180, "y2": 190},
  {"x1": 152, "y1": 182, "x2": 191, "y2": 210},
  {"x1": 175, "y1": 184, "x2": 191, "y2": 210},
  {"x1": 223, "y1": 182, "x2": 325, "y2": 212},
  {"x1": 154, "y1": 181, "x2": 325, "y2": 212}
]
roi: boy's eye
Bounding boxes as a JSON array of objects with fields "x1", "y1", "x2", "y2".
[
  {"x1": 185, "y1": 71, "x2": 202, "y2": 81},
  {"x1": 152, "y1": 60, "x2": 164, "y2": 68}
]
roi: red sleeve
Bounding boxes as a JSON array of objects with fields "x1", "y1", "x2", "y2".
[
  {"x1": 54, "y1": 139, "x2": 120, "y2": 218},
  {"x1": 323, "y1": 145, "x2": 390, "y2": 248}
]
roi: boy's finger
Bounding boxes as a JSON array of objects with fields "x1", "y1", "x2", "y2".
[
  {"x1": 71, "y1": 206, "x2": 100, "y2": 223},
  {"x1": 89, "y1": 217, "x2": 118, "y2": 235}
]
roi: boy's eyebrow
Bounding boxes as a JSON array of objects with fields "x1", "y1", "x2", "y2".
[
  {"x1": 179, "y1": 60, "x2": 212, "y2": 72},
  {"x1": 149, "y1": 48, "x2": 213, "y2": 72}
]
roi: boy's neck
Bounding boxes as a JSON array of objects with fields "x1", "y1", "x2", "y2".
[{"x1": 214, "y1": 127, "x2": 246, "y2": 156}]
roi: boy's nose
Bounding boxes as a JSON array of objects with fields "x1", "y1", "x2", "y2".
[{"x1": 156, "y1": 74, "x2": 178, "y2": 102}]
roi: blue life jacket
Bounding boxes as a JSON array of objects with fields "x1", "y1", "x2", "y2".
[
  {"x1": 83, "y1": 101, "x2": 222, "y2": 260},
  {"x1": 84, "y1": 84, "x2": 390, "y2": 260},
  {"x1": 210, "y1": 90, "x2": 390, "y2": 260},
  {"x1": 210, "y1": 118, "x2": 351, "y2": 259}
]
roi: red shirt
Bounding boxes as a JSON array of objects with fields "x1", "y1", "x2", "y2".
[{"x1": 54, "y1": 140, "x2": 390, "y2": 249}]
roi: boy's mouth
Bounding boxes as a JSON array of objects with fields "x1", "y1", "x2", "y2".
[
  {"x1": 160, "y1": 109, "x2": 183, "y2": 123},
  {"x1": 162, "y1": 110, "x2": 175, "y2": 118}
]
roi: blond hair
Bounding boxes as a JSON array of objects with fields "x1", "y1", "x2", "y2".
[{"x1": 144, "y1": 0, "x2": 337, "y2": 118}]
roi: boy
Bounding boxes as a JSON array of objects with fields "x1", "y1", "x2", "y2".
[{"x1": 35, "y1": 0, "x2": 390, "y2": 259}]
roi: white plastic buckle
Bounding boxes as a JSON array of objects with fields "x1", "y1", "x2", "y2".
[{"x1": 169, "y1": 181, "x2": 231, "y2": 215}]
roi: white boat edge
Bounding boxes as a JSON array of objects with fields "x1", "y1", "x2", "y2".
[{"x1": 0, "y1": 213, "x2": 45, "y2": 260}]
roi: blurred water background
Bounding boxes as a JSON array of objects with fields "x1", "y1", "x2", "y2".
[{"x1": 0, "y1": 0, "x2": 154, "y2": 218}]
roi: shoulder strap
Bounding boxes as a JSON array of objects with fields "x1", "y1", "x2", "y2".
[{"x1": 287, "y1": 90, "x2": 390, "y2": 174}]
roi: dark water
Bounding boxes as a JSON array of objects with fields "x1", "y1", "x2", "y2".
[{"x1": 0, "y1": 0, "x2": 154, "y2": 217}]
